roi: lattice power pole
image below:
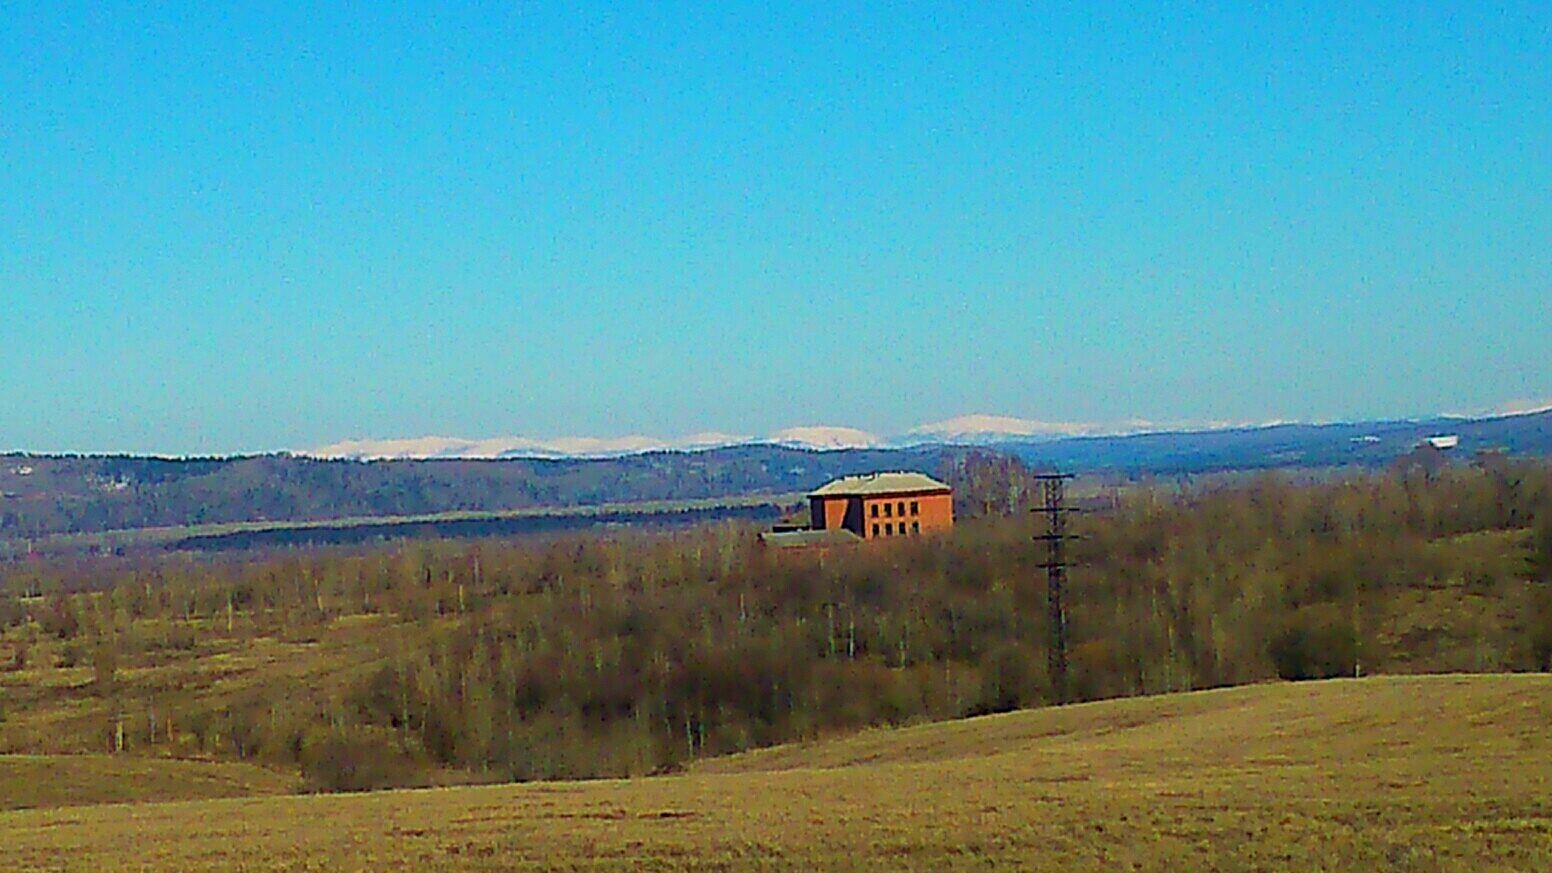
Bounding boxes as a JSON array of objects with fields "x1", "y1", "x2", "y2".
[{"x1": 1034, "y1": 472, "x2": 1079, "y2": 704}]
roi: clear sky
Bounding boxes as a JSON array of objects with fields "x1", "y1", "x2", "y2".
[{"x1": 2, "y1": 3, "x2": 1549, "y2": 454}]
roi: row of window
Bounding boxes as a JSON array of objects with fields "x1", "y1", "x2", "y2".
[
  {"x1": 870, "y1": 500, "x2": 919, "y2": 519},
  {"x1": 872, "y1": 521, "x2": 921, "y2": 537}
]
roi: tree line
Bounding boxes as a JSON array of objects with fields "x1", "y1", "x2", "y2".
[{"x1": 2, "y1": 457, "x2": 1550, "y2": 790}]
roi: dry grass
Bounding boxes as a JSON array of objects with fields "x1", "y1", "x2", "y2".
[
  {"x1": 0, "y1": 754, "x2": 297, "y2": 811},
  {"x1": 2, "y1": 674, "x2": 1549, "y2": 871},
  {"x1": 0, "y1": 615, "x2": 409, "y2": 756}
]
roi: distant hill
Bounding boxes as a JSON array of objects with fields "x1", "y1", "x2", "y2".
[
  {"x1": 996, "y1": 407, "x2": 1552, "y2": 473},
  {"x1": 2, "y1": 409, "x2": 1549, "y2": 541},
  {"x1": 3, "y1": 676, "x2": 1548, "y2": 869},
  {"x1": 0, "y1": 445, "x2": 948, "y2": 542}
]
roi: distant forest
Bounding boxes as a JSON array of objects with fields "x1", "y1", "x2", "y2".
[
  {"x1": 2, "y1": 408, "x2": 1548, "y2": 542},
  {"x1": 0, "y1": 446, "x2": 946, "y2": 541},
  {"x1": 3, "y1": 457, "x2": 1549, "y2": 791}
]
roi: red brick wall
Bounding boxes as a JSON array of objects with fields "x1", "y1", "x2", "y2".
[
  {"x1": 858, "y1": 491, "x2": 953, "y2": 540},
  {"x1": 811, "y1": 497, "x2": 852, "y2": 531},
  {"x1": 916, "y1": 492, "x2": 954, "y2": 533}
]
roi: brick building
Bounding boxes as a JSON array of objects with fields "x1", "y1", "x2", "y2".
[{"x1": 808, "y1": 471, "x2": 953, "y2": 540}]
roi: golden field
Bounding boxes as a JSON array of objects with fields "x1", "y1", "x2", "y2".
[{"x1": 2, "y1": 674, "x2": 1549, "y2": 871}]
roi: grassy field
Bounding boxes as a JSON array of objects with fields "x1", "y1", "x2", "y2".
[
  {"x1": 0, "y1": 754, "x2": 296, "y2": 811},
  {"x1": 0, "y1": 614, "x2": 413, "y2": 758},
  {"x1": 1, "y1": 674, "x2": 1548, "y2": 871}
]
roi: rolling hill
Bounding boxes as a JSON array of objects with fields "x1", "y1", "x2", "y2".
[
  {"x1": 1000, "y1": 407, "x2": 1552, "y2": 473},
  {"x1": 0, "y1": 675, "x2": 1547, "y2": 870},
  {"x1": 2, "y1": 408, "x2": 1549, "y2": 544},
  {"x1": 0, "y1": 755, "x2": 297, "y2": 812}
]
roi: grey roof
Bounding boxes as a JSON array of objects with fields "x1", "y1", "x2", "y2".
[
  {"x1": 759, "y1": 529, "x2": 864, "y2": 549},
  {"x1": 809, "y1": 471, "x2": 951, "y2": 498}
]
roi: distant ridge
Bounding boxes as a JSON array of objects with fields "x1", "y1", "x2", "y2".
[
  {"x1": 300, "y1": 414, "x2": 1350, "y2": 460},
  {"x1": 301, "y1": 406, "x2": 1551, "y2": 461},
  {"x1": 309, "y1": 432, "x2": 750, "y2": 461},
  {"x1": 307, "y1": 425, "x2": 888, "y2": 460},
  {"x1": 3, "y1": 408, "x2": 1549, "y2": 547}
]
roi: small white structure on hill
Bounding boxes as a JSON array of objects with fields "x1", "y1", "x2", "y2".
[{"x1": 1424, "y1": 435, "x2": 1460, "y2": 451}]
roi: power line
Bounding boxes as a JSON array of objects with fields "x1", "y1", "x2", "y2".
[{"x1": 1034, "y1": 473, "x2": 1079, "y2": 704}]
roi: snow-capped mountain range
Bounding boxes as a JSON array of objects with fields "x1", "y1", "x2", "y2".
[
  {"x1": 303, "y1": 397, "x2": 1552, "y2": 462},
  {"x1": 304, "y1": 414, "x2": 1259, "y2": 461}
]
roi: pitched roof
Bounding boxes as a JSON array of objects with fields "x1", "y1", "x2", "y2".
[
  {"x1": 809, "y1": 471, "x2": 951, "y2": 497},
  {"x1": 758, "y1": 529, "x2": 863, "y2": 549}
]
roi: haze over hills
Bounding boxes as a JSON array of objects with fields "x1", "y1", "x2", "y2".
[
  {"x1": 306, "y1": 423, "x2": 920, "y2": 459},
  {"x1": 304, "y1": 413, "x2": 1353, "y2": 460},
  {"x1": 2, "y1": 408, "x2": 1550, "y2": 547},
  {"x1": 305, "y1": 404, "x2": 1552, "y2": 460}
]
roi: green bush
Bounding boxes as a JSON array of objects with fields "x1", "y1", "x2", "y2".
[
  {"x1": 299, "y1": 727, "x2": 419, "y2": 793},
  {"x1": 140, "y1": 622, "x2": 199, "y2": 654},
  {"x1": 1530, "y1": 588, "x2": 1552, "y2": 672},
  {"x1": 1269, "y1": 606, "x2": 1357, "y2": 681},
  {"x1": 972, "y1": 643, "x2": 1043, "y2": 714},
  {"x1": 37, "y1": 595, "x2": 80, "y2": 640},
  {"x1": 1534, "y1": 516, "x2": 1552, "y2": 583},
  {"x1": 5, "y1": 643, "x2": 25, "y2": 672},
  {"x1": 57, "y1": 641, "x2": 84, "y2": 668},
  {"x1": 92, "y1": 645, "x2": 119, "y2": 696},
  {"x1": 0, "y1": 598, "x2": 25, "y2": 630}
]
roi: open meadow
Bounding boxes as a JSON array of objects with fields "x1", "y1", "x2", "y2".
[
  {"x1": 1, "y1": 674, "x2": 1549, "y2": 871},
  {"x1": 0, "y1": 754, "x2": 296, "y2": 812},
  {"x1": 9, "y1": 3, "x2": 1552, "y2": 867},
  {"x1": 2, "y1": 464, "x2": 1550, "y2": 868}
]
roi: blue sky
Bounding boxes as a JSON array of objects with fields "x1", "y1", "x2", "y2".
[{"x1": 2, "y1": 3, "x2": 1549, "y2": 454}]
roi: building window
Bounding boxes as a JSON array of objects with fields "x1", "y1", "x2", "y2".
[
  {"x1": 871, "y1": 504, "x2": 878, "y2": 518},
  {"x1": 885, "y1": 523, "x2": 893, "y2": 535},
  {"x1": 912, "y1": 522, "x2": 920, "y2": 534},
  {"x1": 872, "y1": 523, "x2": 879, "y2": 537},
  {"x1": 910, "y1": 501, "x2": 919, "y2": 515},
  {"x1": 884, "y1": 502, "x2": 892, "y2": 517},
  {"x1": 898, "y1": 501, "x2": 905, "y2": 516}
]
